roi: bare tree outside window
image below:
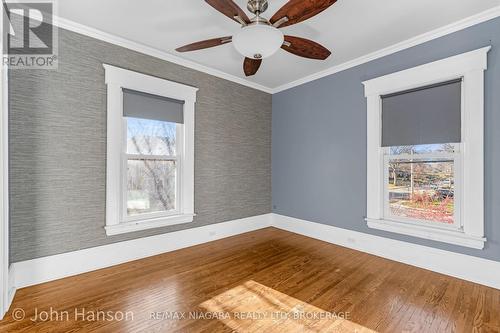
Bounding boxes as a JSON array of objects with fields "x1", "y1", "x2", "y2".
[
  {"x1": 389, "y1": 146, "x2": 414, "y2": 186},
  {"x1": 126, "y1": 118, "x2": 177, "y2": 216}
]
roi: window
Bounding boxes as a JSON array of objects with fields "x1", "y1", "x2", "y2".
[
  {"x1": 125, "y1": 117, "x2": 178, "y2": 219},
  {"x1": 363, "y1": 47, "x2": 490, "y2": 249},
  {"x1": 385, "y1": 143, "x2": 459, "y2": 228},
  {"x1": 104, "y1": 65, "x2": 197, "y2": 236}
]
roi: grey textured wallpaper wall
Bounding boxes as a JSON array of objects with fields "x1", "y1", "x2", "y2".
[
  {"x1": 10, "y1": 28, "x2": 272, "y2": 262},
  {"x1": 273, "y1": 17, "x2": 500, "y2": 262}
]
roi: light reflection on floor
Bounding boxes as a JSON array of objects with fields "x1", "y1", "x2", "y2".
[{"x1": 200, "y1": 280, "x2": 377, "y2": 333}]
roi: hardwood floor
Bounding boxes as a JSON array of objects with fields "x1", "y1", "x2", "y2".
[{"x1": 1, "y1": 227, "x2": 499, "y2": 332}]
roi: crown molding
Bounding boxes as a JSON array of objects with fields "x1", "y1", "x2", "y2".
[
  {"x1": 30, "y1": 5, "x2": 500, "y2": 94},
  {"x1": 51, "y1": 16, "x2": 274, "y2": 94},
  {"x1": 271, "y1": 5, "x2": 500, "y2": 94}
]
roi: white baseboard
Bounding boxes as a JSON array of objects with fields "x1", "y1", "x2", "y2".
[
  {"x1": 272, "y1": 214, "x2": 500, "y2": 290},
  {"x1": 12, "y1": 214, "x2": 273, "y2": 289},
  {"x1": 1, "y1": 266, "x2": 16, "y2": 319},
  {"x1": 6, "y1": 266, "x2": 15, "y2": 314},
  {"x1": 10, "y1": 212, "x2": 500, "y2": 297}
]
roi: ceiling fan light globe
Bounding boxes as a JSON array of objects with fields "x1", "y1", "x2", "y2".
[{"x1": 233, "y1": 24, "x2": 284, "y2": 59}]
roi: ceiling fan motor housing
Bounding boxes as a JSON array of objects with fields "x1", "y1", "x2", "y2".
[{"x1": 247, "y1": 0, "x2": 268, "y2": 15}]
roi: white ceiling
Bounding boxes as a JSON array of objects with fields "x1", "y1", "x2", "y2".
[{"x1": 55, "y1": 0, "x2": 500, "y2": 90}]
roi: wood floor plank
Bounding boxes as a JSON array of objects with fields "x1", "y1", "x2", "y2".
[{"x1": 1, "y1": 227, "x2": 499, "y2": 333}]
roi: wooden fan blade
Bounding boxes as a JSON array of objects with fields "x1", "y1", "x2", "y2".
[
  {"x1": 176, "y1": 36, "x2": 232, "y2": 52},
  {"x1": 270, "y1": 0, "x2": 337, "y2": 28},
  {"x1": 281, "y1": 36, "x2": 331, "y2": 60},
  {"x1": 243, "y1": 58, "x2": 262, "y2": 76},
  {"x1": 205, "y1": 0, "x2": 251, "y2": 24}
]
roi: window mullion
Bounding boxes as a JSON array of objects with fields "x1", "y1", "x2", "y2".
[
  {"x1": 387, "y1": 152, "x2": 457, "y2": 161},
  {"x1": 126, "y1": 154, "x2": 177, "y2": 161}
]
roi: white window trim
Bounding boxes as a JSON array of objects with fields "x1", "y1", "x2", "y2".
[
  {"x1": 362, "y1": 46, "x2": 490, "y2": 249},
  {"x1": 103, "y1": 64, "x2": 198, "y2": 236}
]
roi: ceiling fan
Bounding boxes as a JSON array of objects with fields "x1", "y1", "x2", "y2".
[{"x1": 176, "y1": 0, "x2": 337, "y2": 76}]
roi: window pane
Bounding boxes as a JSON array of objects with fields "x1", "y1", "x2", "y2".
[
  {"x1": 388, "y1": 160, "x2": 454, "y2": 224},
  {"x1": 389, "y1": 144, "x2": 456, "y2": 155},
  {"x1": 127, "y1": 159, "x2": 176, "y2": 216},
  {"x1": 127, "y1": 117, "x2": 176, "y2": 155}
]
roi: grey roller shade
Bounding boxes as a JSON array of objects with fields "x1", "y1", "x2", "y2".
[
  {"x1": 123, "y1": 88, "x2": 184, "y2": 123},
  {"x1": 381, "y1": 79, "x2": 462, "y2": 147}
]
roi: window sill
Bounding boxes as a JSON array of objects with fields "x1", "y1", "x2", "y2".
[
  {"x1": 366, "y1": 218, "x2": 486, "y2": 249},
  {"x1": 105, "y1": 214, "x2": 195, "y2": 236}
]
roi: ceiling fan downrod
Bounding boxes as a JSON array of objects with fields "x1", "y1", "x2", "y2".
[{"x1": 247, "y1": 0, "x2": 269, "y2": 16}]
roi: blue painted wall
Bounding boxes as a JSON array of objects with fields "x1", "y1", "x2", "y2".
[{"x1": 272, "y1": 17, "x2": 500, "y2": 261}]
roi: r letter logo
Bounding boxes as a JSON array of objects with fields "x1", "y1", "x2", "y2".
[{"x1": 2, "y1": 1, "x2": 58, "y2": 69}]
